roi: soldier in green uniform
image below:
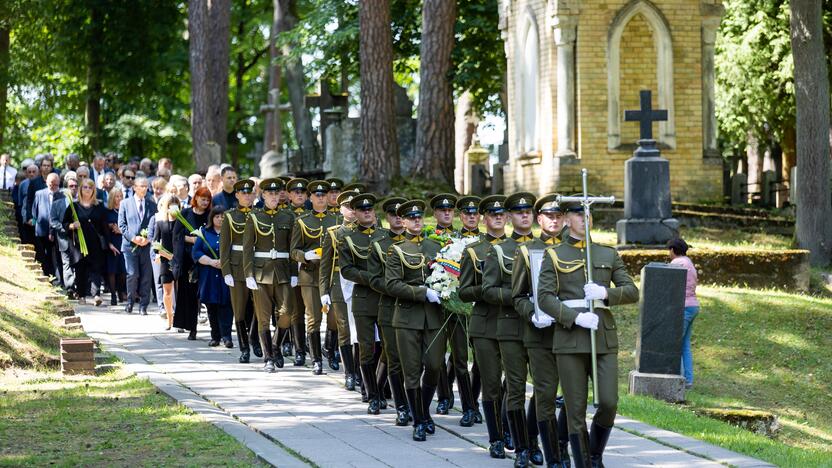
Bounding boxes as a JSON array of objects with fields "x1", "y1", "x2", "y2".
[
  {"x1": 512, "y1": 193, "x2": 570, "y2": 468},
  {"x1": 325, "y1": 178, "x2": 343, "y2": 215},
  {"x1": 425, "y1": 193, "x2": 457, "y2": 416},
  {"x1": 290, "y1": 180, "x2": 338, "y2": 375},
  {"x1": 369, "y1": 196, "x2": 410, "y2": 425},
  {"x1": 241, "y1": 178, "x2": 294, "y2": 372},
  {"x1": 384, "y1": 200, "x2": 445, "y2": 442},
  {"x1": 482, "y1": 192, "x2": 541, "y2": 468},
  {"x1": 277, "y1": 176, "x2": 291, "y2": 211},
  {"x1": 219, "y1": 179, "x2": 260, "y2": 363},
  {"x1": 286, "y1": 177, "x2": 309, "y2": 364},
  {"x1": 460, "y1": 194, "x2": 508, "y2": 458},
  {"x1": 339, "y1": 193, "x2": 388, "y2": 413},
  {"x1": 320, "y1": 189, "x2": 360, "y2": 380},
  {"x1": 538, "y1": 199, "x2": 639, "y2": 467}
]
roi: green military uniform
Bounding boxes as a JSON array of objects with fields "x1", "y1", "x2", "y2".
[
  {"x1": 286, "y1": 178, "x2": 309, "y2": 363},
  {"x1": 325, "y1": 178, "x2": 344, "y2": 216},
  {"x1": 319, "y1": 189, "x2": 360, "y2": 385},
  {"x1": 368, "y1": 197, "x2": 409, "y2": 425},
  {"x1": 290, "y1": 180, "x2": 338, "y2": 373},
  {"x1": 339, "y1": 193, "x2": 388, "y2": 413},
  {"x1": 219, "y1": 179, "x2": 259, "y2": 363},
  {"x1": 538, "y1": 200, "x2": 639, "y2": 467},
  {"x1": 481, "y1": 192, "x2": 538, "y2": 466},
  {"x1": 512, "y1": 193, "x2": 569, "y2": 467},
  {"x1": 242, "y1": 178, "x2": 295, "y2": 372},
  {"x1": 460, "y1": 194, "x2": 508, "y2": 458},
  {"x1": 385, "y1": 200, "x2": 445, "y2": 441}
]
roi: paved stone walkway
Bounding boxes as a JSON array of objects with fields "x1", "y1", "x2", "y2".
[{"x1": 77, "y1": 304, "x2": 773, "y2": 468}]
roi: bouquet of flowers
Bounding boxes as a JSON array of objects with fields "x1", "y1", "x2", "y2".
[
  {"x1": 152, "y1": 241, "x2": 173, "y2": 259},
  {"x1": 132, "y1": 228, "x2": 149, "y2": 252},
  {"x1": 425, "y1": 235, "x2": 479, "y2": 316},
  {"x1": 422, "y1": 226, "x2": 453, "y2": 247},
  {"x1": 169, "y1": 206, "x2": 217, "y2": 258},
  {"x1": 64, "y1": 189, "x2": 88, "y2": 257}
]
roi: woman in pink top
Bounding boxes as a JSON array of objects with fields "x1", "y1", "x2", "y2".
[{"x1": 667, "y1": 238, "x2": 699, "y2": 388}]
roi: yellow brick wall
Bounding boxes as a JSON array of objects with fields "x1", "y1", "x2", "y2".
[{"x1": 502, "y1": 0, "x2": 723, "y2": 202}]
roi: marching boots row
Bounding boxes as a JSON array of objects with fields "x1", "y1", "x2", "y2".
[
  {"x1": 405, "y1": 387, "x2": 427, "y2": 442},
  {"x1": 259, "y1": 329, "x2": 277, "y2": 373},
  {"x1": 589, "y1": 422, "x2": 612, "y2": 468},
  {"x1": 388, "y1": 372, "x2": 411, "y2": 426},
  {"x1": 309, "y1": 332, "x2": 323, "y2": 375},
  {"x1": 340, "y1": 344, "x2": 357, "y2": 390},
  {"x1": 456, "y1": 370, "x2": 477, "y2": 427},
  {"x1": 482, "y1": 400, "x2": 506, "y2": 458},
  {"x1": 292, "y1": 323, "x2": 306, "y2": 366},
  {"x1": 507, "y1": 409, "x2": 531, "y2": 468},
  {"x1": 236, "y1": 320, "x2": 251, "y2": 363},
  {"x1": 361, "y1": 363, "x2": 381, "y2": 414}
]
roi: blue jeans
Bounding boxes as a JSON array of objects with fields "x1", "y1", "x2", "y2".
[{"x1": 681, "y1": 306, "x2": 699, "y2": 385}]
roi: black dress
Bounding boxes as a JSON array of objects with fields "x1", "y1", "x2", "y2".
[
  {"x1": 152, "y1": 218, "x2": 175, "y2": 284},
  {"x1": 172, "y1": 207, "x2": 209, "y2": 331},
  {"x1": 62, "y1": 201, "x2": 107, "y2": 298}
]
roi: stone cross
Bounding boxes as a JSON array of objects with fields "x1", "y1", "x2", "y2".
[
  {"x1": 624, "y1": 90, "x2": 667, "y2": 142},
  {"x1": 305, "y1": 81, "x2": 349, "y2": 160}
]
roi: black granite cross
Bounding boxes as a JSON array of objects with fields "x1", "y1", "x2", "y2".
[{"x1": 624, "y1": 90, "x2": 667, "y2": 141}]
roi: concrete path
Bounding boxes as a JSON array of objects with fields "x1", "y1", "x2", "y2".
[{"x1": 77, "y1": 304, "x2": 773, "y2": 468}]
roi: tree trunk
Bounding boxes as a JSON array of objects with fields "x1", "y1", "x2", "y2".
[
  {"x1": 359, "y1": 0, "x2": 399, "y2": 193},
  {"x1": 0, "y1": 25, "x2": 9, "y2": 148},
  {"x1": 85, "y1": 5, "x2": 104, "y2": 153},
  {"x1": 277, "y1": 0, "x2": 318, "y2": 172},
  {"x1": 189, "y1": 0, "x2": 231, "y2": 172},
  {"x1": 414, "y1": 0, "x2": 457, "y2": 187},
  {"x1": 230, "y1": 11, "x2": 246, "y2": 169},
  {"x1": 790, "y1": 0, "x2": 832, "y2": 266},
  {"x1": 262, "y1": 0, "x2": 282, "y2": 156}
]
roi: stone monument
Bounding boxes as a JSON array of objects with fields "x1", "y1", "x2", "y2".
[
  {"x1": 628, "y1": 262, "x2": 687, "y2": 402},
  {"x1": 617, "y1": 90, "x2": 680, "y2": 245}
]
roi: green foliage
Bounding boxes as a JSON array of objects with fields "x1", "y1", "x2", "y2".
[{"x1": 452, "y1": 0, "x2": 505, "y2": 116}]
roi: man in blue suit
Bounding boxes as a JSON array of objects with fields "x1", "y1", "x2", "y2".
[
  {"x1": 118, "y1": 176, "x2": 157, "y2": 315},
  {"x1": 51, "y1": 175, "x2": 78, "y2": 294},
  {"x1": 32, "y1": 173, "x2": 62, "y2": 280}
]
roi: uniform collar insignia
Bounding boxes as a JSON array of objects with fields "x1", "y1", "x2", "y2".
[
  {"x1": 239, "y1": 207, "x2": 251, "y2": 213},
  {"x1": 265, "y1": 209, "x2": 277, "y2": 215},
  {"x1": 314, "y1": 211, "x2": 326, "y2": 219}
]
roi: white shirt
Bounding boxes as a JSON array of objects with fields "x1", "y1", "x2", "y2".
[
  {"x1": 92, "y1": 167, "x2": 106, "y2": 188},
  {"x1": 1, "y1": 165, "x2": 17, "y2": 190}
]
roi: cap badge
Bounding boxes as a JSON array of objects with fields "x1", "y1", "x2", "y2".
[{"x1": 494, "y1": 201, "x2": 501, "y2": 208}]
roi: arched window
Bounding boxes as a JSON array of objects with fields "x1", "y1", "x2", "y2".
[
  {"x1": 520, "y1": 17, "x2": 539, "y2": 154},
  {"x1": 607, "y1": 0, "x2": 675, "y2": 149}
]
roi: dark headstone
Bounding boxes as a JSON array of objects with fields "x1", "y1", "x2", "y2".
[
  {"x1": 617, "y1": 90, "x2": 680, "y2": 245},
  {"x1": 634, "y1": 262, "x2": 687, "y2": 374},
  {"x1": 761, "y1": 170, "x2": 777, "y2": 207},
  {"x1": 731, "y1": 172, "x2": 748, "y2": 205}
]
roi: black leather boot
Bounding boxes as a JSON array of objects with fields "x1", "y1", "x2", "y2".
[
  {"x1": 388, "y1": 372, "x2": 410, "y2": 426},
  {"x1": 272, "y1": 327, "x2": 288, "y2": 368},
  {"x1": 537, "y1": 419, "x2": 562, "y2": 468},
  {"x1": 456, "y1": 371, "x2": 476, "y2": 427},
  {"x1": 405, "y1": 387, "x2": 426, "y2": 442},
  {"x1": 292, "y1": 323, "x2": 306, "y2": 366},
  {"x1": 327, "y1": 331, "x2": 340, "y2": 371},
  {"x1": 436, "y1": 361, "x2": 451, "y2": 415},
  {"x1": 340, "y1": 345, "x2": 356, "y2": 390},
  {"x1": 375, "y1": 358, "x2": 388, "y2": 409},
  {"x1": 482, "y1": 400, "x2": 506, "y2": 459},
  {"x1": 557, "y1": 405, "x2": 571, "y2": 467},
  {"x1": 421, "y1": 385, "x2": 437, "y2": 435},
  {"x1": 282, "y1": 326, "x2": 293, "y2": 356},
  {"x1": 500, "y1": 393, "x2": 514, "y2": 451},
  {"x1": 528, "y1": 397, "x2": 544, "y2": 466},
  {"x1": 508, "y1": 409, "x2": 531, "y2": 468},
  {"x1": 249, "y1": 318, "x2": 262, "y2": 358},
  {"x1": 309, "y1": 332, "x2": 323, "y2": 374},
  {"x1": 589, "y1": 422, "x2": 612, "y2": 468},
  {"x1": 361, "y1": 363, "x2": 380, "y2": 414},
  {"x1": 236, "y1": 321, "x2": 250, "y2": 363},
  {"x1": 258, "y1": 329, "x2": 277, "y2": 373},
  {"x1": 568, "y1": 431, "x2": 592, "y2": 468}
]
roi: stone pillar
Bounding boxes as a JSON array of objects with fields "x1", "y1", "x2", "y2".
[
  {"x1": 701, "y1": 7, "x2": 724, "y2": 160},
  {"x1": 553, "y1": 15, "x2": 578, "y2": 159}
]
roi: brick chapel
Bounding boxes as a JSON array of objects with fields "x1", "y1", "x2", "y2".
[{"x1": 496, "y1": 0, "x2": 725, "y2": 201}]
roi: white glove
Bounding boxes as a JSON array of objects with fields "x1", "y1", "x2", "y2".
[
  {"x1": 425, "y1": 288, "x2": 441, "y2": 304},
  {"x1": 320, "y1": 294, "x2": 331, "y2": 306},
  {"x1": 583, "y1": 282, "x2": 608, "y2": 300},
  {"x1": 224, "y1": 274, "x2": 234, "y2": 287},
  {"x1": 290, "y1": 276, "x2": 298, "y2": 288},
  {"x1": 245, "y1": 277, "x2": 259, "y2": 290},
  {"x1": 531, "y1": 313, "x2": 554, "y2": 328},
  {"x1": 304, "y1": 250, "x2": 321, "y2": 260},
  {"x1": 575, "y1": 312, "x2": 599, "y2": 330}
]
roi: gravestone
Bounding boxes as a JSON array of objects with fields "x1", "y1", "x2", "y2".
[
  {"x1": 731, "y1": 172, "x2": 748, "y2": 205},
  {"x1": 761, "y1": 170, "x2": 777, "y2": 207},
  {"x1": 616, "y1": 90, "x2": 680, "y2": 245},
  {"x1": 466, "y1": 136, "x2": 490, "y2": 195},
  {"x1": 628, "y1": 262, "x2": 687, "y2": 402},
  {"x1": 305, "y1": 81, "x2": 349, "y2": 160}
]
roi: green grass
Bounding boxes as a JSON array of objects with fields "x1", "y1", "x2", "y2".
[
  {"x1": 593, "y1": 226, "x2": 793, "y2": 251},
  {"x1": 612, "y1": 285, "x2": 832, "y2": 466},
  {"x1": 0, "y1": 367, "x2": 266, "y2": 467}
]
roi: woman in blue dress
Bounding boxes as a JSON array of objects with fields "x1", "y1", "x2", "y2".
[{"x1": 192, "y1": 206, "x2": 233, "y2": 347}]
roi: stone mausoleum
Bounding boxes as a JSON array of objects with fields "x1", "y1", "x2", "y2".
[{"x1": 497, "y1": 0, "x2": 724, "y2": 201}]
